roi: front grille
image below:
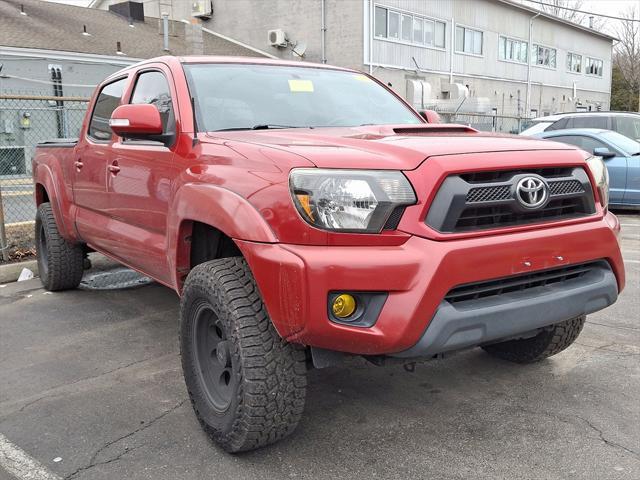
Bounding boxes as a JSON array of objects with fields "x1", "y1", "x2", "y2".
[
  {"x1": 425, "y1": 167, "x2": 596, "y2": 233},
  {"x1": 455, "y1": 197, "x2": 585, "y2": 231},
  {"x1": 549, "y1": 179, "x2": 584, "y2": 196},
  {"x1": 466, "y1": 185, "x2": 511, "y2": 203},
  {"x1": 445, "y1": 262, "x2": 598, "y2": 304}
]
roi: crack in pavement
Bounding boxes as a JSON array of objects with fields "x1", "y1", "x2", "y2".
[
  {"x1": 574, "y1": 415, "x2": 640, "y2": 460},
  {"x1": 64, "y1": 399, "x2": 187, "y2": 480},
  {"x1": 575, "y1": 342, "x2": 640, "y2": 358},
  {"x1": 519, "y1": 407, "x2": 639, "y2": 462},
  {"x1": 64, "y1": 444, "x2": 143, "y2": 480},
  {"x1": 0, "y1": 355, "x2": 177, "y2": 420},
  {"x1": 586, "y1": 321, "x2": 640, "y2": 333}
]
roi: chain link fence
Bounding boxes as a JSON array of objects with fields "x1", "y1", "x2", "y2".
[{"x1": 0, "y1": 94, "x2": 89, "y2": 262}]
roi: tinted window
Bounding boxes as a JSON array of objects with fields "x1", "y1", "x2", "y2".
[
  {"x1": 184, "y1": 64, "x2": 421, "y2": 132},
  {"x1": 130, "y1": 71, "x2": 175, "y2": 135},
  {"x1": 568, "y1": 116, "x2": 608, "y2": 129},
  {"x1": 88, "y1": 78, "x2": 127, "y2": 141},
  {"x1": 546, "y1": 117, "x2": 568, "y2": 131},
  {"x1": 550, "y1": 135, "x2": 609, "y2": 154}
]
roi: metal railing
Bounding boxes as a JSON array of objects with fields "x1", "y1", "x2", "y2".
[
  {"x1": 437, "y1": 111, "x2": 531, "y2": 134},
  {"x1": 0, "y1": 95, "x2": 89, "y2": 261}
]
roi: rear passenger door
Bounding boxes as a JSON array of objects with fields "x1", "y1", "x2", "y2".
[
  {"x1": 74, "y1": 77, "x2": 127, "y2": 247},
  {"x1": 106, "y1": 66, "x2": 178, "y2": 282},
  {"x1": 551, "y1": 134, "x2": 627, "y2": 205}
]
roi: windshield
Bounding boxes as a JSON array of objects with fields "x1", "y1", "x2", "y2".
[
  {"x1": 183, "y1": 63, "x2": 422, "y2": 132},
  {"x1": 520, "y1": 121, "x2": 553, "y2": 136},
  {"x1": 601, "y1": 130, "x2": 640, "y2": 155},
  {"x1": 615, "y1": 116, "x2": 640, "y2": 141}
]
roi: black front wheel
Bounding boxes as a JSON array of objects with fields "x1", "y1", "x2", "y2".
[{"x1": 180, "y1": 257, "x2": 307, "y2": 453}]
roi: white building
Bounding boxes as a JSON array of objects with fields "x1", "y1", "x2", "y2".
[{"x1": 90, "y1": 0, "x2": 616, "y2": 117}]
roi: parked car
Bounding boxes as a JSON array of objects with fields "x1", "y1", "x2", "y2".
[
  {"x1": 532, "y1": 128, "x2": 640, "y2": 208},
  {"x1": 33, "y1": 56, "x2": 625, "y2": 453},
  {"x1": 521, "y1": 112, "x2": 640, "y2": 142}
]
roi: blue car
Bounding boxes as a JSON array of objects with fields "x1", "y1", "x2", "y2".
[{"x1": 531, "y1": 128, "x2": 640, "y2": 209}]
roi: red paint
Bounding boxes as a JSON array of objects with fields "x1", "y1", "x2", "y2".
[
  {"x1": 33, "y1": 56, "x2": 625, "y2": 355},
  {"x1": 110, "y1": 104, "x2": 163, "y2": 136}
]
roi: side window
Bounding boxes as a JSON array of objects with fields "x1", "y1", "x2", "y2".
[
  {"x1": 130, "y1": 71, "x2": 175, "y2": 135},
  {"x1": 614, "y1": 116, "x2": 640, "y2": 140},
  {"x1": 546, "y1": 117, "x2": 568, "y2": 131},
  {"x1": 551, "y1": 135, "x2": 607, "y2": 154},
  {"x1": 88, "y1": 78, "x2": 127, "y2": 141},
  {"x1": 571, "y1": 116, "x2": 608, "y2": 129}
]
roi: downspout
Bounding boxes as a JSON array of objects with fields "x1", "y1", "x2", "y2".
[
  {"x1": 449, "y1": 16, "x2": 454, "y2": 84},
  {"x1": 321, "y1": 0, "x2": 327, "y2": 63},
  {"x1": 162, "y1": 13, "x2": 170, "y2": 51},
  {"x1": 369, "y1": 0, "x2": 374, "y2": 74},
  {"x1": 525, "y1": 12, "x2": 540, "y2": 117}
]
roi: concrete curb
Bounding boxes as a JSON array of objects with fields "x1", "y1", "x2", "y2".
[{"x1": 0, "y1": 260, "x2": 38, "y2": 284}]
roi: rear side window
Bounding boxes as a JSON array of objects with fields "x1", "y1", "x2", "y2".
[
  {"x1": 566, "y1": 116, "x2": 608, "y2": 129},
  {"x1": 88, "y1": 78, "x2": 127, "y2": 141},
  {"x1": 129, "y1": 71, "x2": 175, "y2": 135},
  {"x1": 546, "y1": 117, "x2": 568, "y2": 131}
]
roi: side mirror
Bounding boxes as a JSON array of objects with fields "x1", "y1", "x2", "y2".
[
  {"x1": 419, "y1": 110, "x2": 441, "y2": 123},
  {"x1": 109, "y1": 104, "x2": 163, "y2": 138},
  {"x1": 593, "y1": 147, "x2": 616, "y2": 159}
]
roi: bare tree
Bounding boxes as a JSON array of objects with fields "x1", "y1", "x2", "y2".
[
  {"x1": 520, "y1": 0, "x2": 606, "y2": 30},
  {"x1": 613, "y1": 6, "x2": 640, "y2": 111}
]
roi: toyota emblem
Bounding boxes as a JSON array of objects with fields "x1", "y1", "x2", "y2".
[{"x1": 516, "y1": 176, "x2": 549, "y2": 209}]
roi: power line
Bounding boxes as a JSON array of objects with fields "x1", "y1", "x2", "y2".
[{"x1": 521, "y1": 0, "x2": 640, "y2": 22}]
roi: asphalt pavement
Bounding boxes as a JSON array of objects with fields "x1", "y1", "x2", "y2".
[{"x1": 0, "y1": 213, "x2": 638, "y2": 480}]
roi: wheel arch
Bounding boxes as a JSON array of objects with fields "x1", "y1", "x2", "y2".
[{"x1": 168, "y1": 183, "x2": 277, "y2": 291}]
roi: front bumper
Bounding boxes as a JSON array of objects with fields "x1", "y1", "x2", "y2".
[{"x1": 236, "y1": 212, "x2": 625, "y2": 356}]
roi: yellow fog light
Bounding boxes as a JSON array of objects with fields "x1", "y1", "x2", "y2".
[{"x1": 332, "y1": 294, "x2": 357, "y2": 318}]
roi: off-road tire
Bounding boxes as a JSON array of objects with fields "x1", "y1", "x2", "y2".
[
  {"x1": 180, "y1": 257, "x2": 307, "y2": 453},
  {"x1": 482, "y1": 316, "x2": 586, "y2": 364},
  {"x1": 35, "y1": 202, "x2": 84, "y2": 291}
]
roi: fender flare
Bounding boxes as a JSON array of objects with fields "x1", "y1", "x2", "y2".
[
  {"x1": 33, "y1": 162, "x2": 75, "y2": 241},
  {"x1": 167, "y1": 183, "x2": 277, "y2": 289}
]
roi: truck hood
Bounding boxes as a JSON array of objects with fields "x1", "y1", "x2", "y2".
[{"x1": 204, "y1": 124, "x2": 575, "y2": 170}]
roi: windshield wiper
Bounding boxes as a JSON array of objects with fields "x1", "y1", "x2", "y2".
[{"x1": 214, "y1": 124, "x2": 310, "y2": 132}]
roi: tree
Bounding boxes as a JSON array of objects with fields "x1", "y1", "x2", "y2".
[
  {"x1": 521, "y1": 0, "x2": 606, "y2": 30},
  {"x1": 612, "y1": 6, "x2": 640, "y2": 112}
]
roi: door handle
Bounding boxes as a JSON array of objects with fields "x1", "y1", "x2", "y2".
[
  {"x1": 108, "y1": 162, "x2": 120, "y2": 174},
  {"x1": 74, "y1": 159, "x2": 83, "y2": 170}
]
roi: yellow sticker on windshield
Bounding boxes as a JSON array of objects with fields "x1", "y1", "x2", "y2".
[
  {"x1": 288, "y1": 79, "x2": 314, "y2": 92},
  {"x1": 354, "y1": 74, "x2": 372, "y2": 82}
]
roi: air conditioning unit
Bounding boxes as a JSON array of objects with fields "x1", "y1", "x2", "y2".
[
  {"x1": 268, "y1": 29, "x2": 287, "y2": 47},
  {"x1": 192, "y1": 1, "x2": 213, "y2": 19}
]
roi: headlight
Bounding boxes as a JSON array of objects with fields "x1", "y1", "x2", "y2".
[
  {"x1": 586, "y1": 155, "x2": 609, "y2": 208},
  {"x1": 289, "y1": 169, "x2": 416, "y2": 233}
]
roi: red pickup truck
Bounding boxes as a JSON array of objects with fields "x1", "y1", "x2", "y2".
[{"x1": 33, "y1": 56, "x2": 624, "y2": 452}]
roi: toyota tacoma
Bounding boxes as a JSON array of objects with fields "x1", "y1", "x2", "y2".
[{"x1": 32, "y1": 56, "x2": 625, "y2": 452}]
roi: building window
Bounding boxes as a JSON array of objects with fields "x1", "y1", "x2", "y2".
[
  {"x1": 533, "y1": 45, "x2": 556, "y2": 68},
  {"x1": 586, "y1": 57, "x2": 603, "y2": 76},
  {"x1": 498, "y1": 36, "x2": 528, "y2": 63},
  {"x1": 374, "y1": 6, "x2": 387, "y2": 38},
  {"x1": 388, "y1": 10, "x2": 400, "y2": 40},
  {"x1": 413, "y1": 17, "x2": 424, "y2": 44},
  {"x1": 567, "y1": 52, "x2": 582, "y2": 73},
  {"x1": 456, "y1": 26, "x2": 483, "y2": 55},
  {"x1": 373, "y1": 5, "x2": 446, "y2": 48},
  {"x1": 401, "y1": 14, "x2": 412, "y2": 42}
]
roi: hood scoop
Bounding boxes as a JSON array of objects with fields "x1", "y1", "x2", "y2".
[{"x1": 393, "y1": 125, "x2": 478, "y2": 135}]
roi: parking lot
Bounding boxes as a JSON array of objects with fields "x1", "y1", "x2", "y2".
[{"x1": 0, "y1": 213, "x2": 638, "y2": 480}]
